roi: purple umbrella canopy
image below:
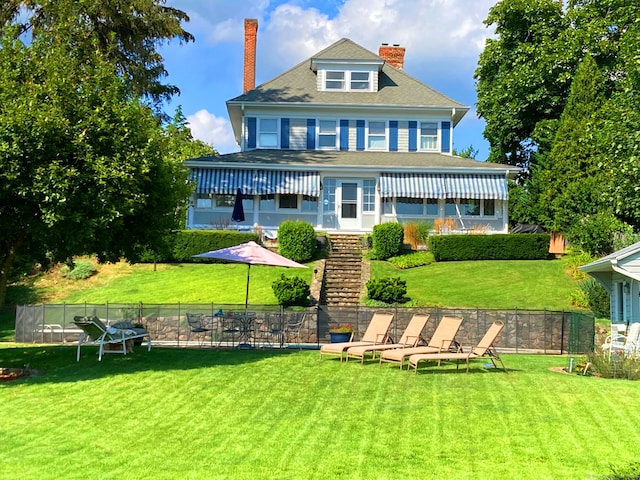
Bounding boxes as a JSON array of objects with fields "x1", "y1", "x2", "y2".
[{"x1": 194, "y1": 241, "x2": 307, "y2": 310}]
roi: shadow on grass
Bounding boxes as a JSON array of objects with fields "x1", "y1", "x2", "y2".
[{"x1": 0, "y1": 344, "x2": 302, "y2": 385}]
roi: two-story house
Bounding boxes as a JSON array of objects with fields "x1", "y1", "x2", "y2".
[{"x1": 185, "y1": 19, "x2": 519, "y2": 235}]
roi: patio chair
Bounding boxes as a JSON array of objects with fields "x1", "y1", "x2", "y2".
[
  {"x1": 378, "y1": 316, "x2": 463, "y2": 369},
  {"x1": 602, "y1": 322, "x2": 640, "y2": 358},
  {"x1": 74, "y1": 316, "x2": 151, "y2": 361},
  {"x1": 407, "y1": 320, "x2": 506, "y2": 374},
  {"x1": 186, "y1": 313, "x2": 213, "y2": 347},
  {"x1": 283, "y1": 312, "x2": 306, "y2": 349},
  {"x1": 345, "y1": 314, "x2": 430, "y2": 364},
  {"x1": 320, "y1": 313, "x2": 394, "y2": 361}
]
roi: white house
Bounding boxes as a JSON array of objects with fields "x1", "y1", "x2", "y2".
[
  {"x1": 579, "y1": 241, "x2": 640, "y2": 331},
  {"x1": 185, "y1": 19, "x2": 519, "y2": 234}
]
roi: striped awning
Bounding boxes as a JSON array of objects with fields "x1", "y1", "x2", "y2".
[
  {"x1": 380, "y1": 173, "x2": 445, "y2": 199},
  {"x1": 380, "y1": 173, "x2": 508, "y2": 200},
  {"x1": 444, "y1": 174, "x2": 508, "y2": 200},
  {"x1": 191, "y1": 168, "x2": 320, "y2": 197}
]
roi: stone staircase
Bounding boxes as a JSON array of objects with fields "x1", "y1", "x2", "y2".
[{"x1": 322, "y1": 235, "x2": 363, "y2": 306}]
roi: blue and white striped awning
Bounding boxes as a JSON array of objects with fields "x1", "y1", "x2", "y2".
[
  {"x1": 444, "y1": 174, "x2": 508, "y2": 200},
  {"x1": 191, "y1": 168, "x2": 320, "y2": 197},
  {"x1": 380, "y1": 173, "x2": 508, "y2": 200}
]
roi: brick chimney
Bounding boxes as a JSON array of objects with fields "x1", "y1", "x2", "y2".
[
  {"x1": 243, "y1": 19, "x2": 258, "y2": 93},
  {"x1": 378, "y1": 43, "x2": 405, "y2": 70}
]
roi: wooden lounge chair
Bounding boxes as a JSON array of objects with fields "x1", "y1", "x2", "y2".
[
  {"x1": 407, "y1": 320, "x2": 506, "y2": 373},
  {"x1": 74, "y1": 316, "x2": 151, "y2": 361},
  {"x1": 378, "y1": 316, "x2": 463, "y2": 369},
  {"x1": 320, "y1": 313, "x2": 394, "y2": 361},
  {"x1": 345, "y1": 314, "x2": 430, "y2": 364}
]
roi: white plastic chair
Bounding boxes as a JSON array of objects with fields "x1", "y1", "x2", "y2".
[{"x1": 602, "y1": 323, "x2": 640, "y2": 358}]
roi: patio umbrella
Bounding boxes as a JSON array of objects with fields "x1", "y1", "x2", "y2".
[
  {"x1": 193, "y1": 241, "x2": 307, "y2": 311},
  {"x1": 231, "y1": 188, "x2": 245, "y2": 222}
]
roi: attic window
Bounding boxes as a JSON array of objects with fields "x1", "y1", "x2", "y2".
[
  {"x1": 324, "y1": 70, "x2": 371, "y2": 91},
  {"x1": 350, "y1": 71, "x2": 370, "y2": 90},
  {"x1": 325, "y1": 71, "x2": 345, "y2": 90}
]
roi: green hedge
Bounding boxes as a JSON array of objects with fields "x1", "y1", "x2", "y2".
[
  {"x1": 277, "y1": 220, "x2": 316, "y2": 262},
  {"x1": 428, "y1": 234, "x2": 551, "y2": 261},
  {"x1": 372, "y1": 222, "x2": 404, "y2": 260}
]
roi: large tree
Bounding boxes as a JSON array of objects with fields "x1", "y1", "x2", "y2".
[{"x1": 0, "y1": 3, "x2": 210, "y2": 305}]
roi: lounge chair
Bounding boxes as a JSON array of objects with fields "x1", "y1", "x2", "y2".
[
  {"x1": 320, "y1": 313, "x2": 394, "y2": 361},
  {"x1": 601, "y1": 322, "x2": 640, "y2": 358},
  {"x1": 74, "y1": 316, "x2": 151, "y2": 361},
  {"x1": 345, "y1": 314, "x2": 430, "y2": 364},
  {"x1": 378, "y1": 316, "x2": 463, "y2": 369},
  {"x1": 407, "y1": 320, "x2": 506, "y2": 373}
]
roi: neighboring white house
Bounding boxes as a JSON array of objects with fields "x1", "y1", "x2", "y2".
[
  {"x1": 185, "y1": 19, "x2": 520, "y2": 234},
  {"x1": 579, "y1": 241, "x2": 640, "y2": 331}
]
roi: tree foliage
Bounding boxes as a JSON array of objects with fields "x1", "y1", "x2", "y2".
[{"x1": 0, "y1": 3, "x2": 210, "y2": 305}]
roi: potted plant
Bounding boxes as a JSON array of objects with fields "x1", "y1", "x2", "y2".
[{"x1": 329, "y1": 323, "x2": 354, "y2": 343}]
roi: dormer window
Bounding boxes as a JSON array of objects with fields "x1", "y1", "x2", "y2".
[
  {"x1": 325, "y1": 71, "x2": 345, "y2": 90},
  {"x1": 350, "y1": 71, "x2": 370, "y2": 90}
]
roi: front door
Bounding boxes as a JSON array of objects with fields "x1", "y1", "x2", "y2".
[{"x1": 338, "y1": 181, "x2": 360, "y2": 230}]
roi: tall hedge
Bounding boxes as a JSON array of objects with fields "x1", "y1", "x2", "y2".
[
  {"x1": 428, "y1": 234, "x2": 551, "y2": 261},
  {"x1": 277, "y1": 220, "x2": 316, "y2": 262},
  {"x1": 372, "y1": 222, "x2": 404, "y2": 260}
]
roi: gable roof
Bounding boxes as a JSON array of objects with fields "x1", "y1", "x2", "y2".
[
  {"x1": 580, "y1": 241, "x2": 640, "y2": 288},
  {"x1": 227, "y1": 38, "x2": 469, "y2": 140}
]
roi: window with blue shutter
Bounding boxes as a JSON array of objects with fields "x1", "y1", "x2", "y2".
[
  {"x1": 281, "y1": 118, "x2": 290, "y2": 149},
  {"x1": 307, "y1": 119, "x2": 316, "y2": 149},
  {"x1": 340, "y1": 119, "x2": 349, "y2": 150},
  {"x1": 408, "y1": 121, "x2": 417, "y2": 152},
  {"x1": 356, "y1": 120, "x2": 365, "y2": 151},
  {"x1": 247, "y1": 117, "x2": 257, "y2": 149},
  {"x1": 441, "y1": 121, "x2": 451, "y2": 153},
  {"x1": 389, "y1": 121, "x2": 398, "y2": 151}
]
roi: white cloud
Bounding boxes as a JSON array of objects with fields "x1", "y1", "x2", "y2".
[{"x1": 186, "y1": 110, "x2": 238, "y2": 154}]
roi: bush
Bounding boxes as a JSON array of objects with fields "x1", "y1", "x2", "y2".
[
  {"x1": 366, "y1": 277, "x2": 407, "y2": 304},
  {"x1": 428, "y1": 234, "x2": 551, "y2": 261},
  {"x1": 586, "y1": 350, "x2": 640, "y2": 380},
  {"x1": 372, "y1": 223, "x2": 404, "y2": 260},
  {"x1": 59, "y1": 261, "x2": 96, "y2": 280},
  {"x1": 277, "y1": 221, "x2": 316, "y2": 262},
  {"x1": 271, "y1": 274, "x2": 310, "y2": 306},
  {"x1": 579, "y1": 278, "x2": 610, "y2": 317},
  {"x1": 387, "y1": 251, "x2": 434, "y2": 269}
]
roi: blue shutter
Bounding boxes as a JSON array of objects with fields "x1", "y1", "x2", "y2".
[
  {"x1": 441, "y1": 121, "x2": 451, "y2": 153},
  {"x1": 356, "y1": 120, "x2": 365, "y2": 151},
  {"x1": 307, "y1": 119, "x2": 316, "y2": 149},
  {"x1": 408, "y1": 121, "x2": 417, "y2": 152},
  {"x1": 247, "y1": 117, "x2": 256, "y2": 149},
  {"x1": 281, "y1": 118, "x2": 290, "y2": 149},
  {"x1": 389, "y1": 121, "x2": 398, "y2": 151},
  {"x1": 340, "y1": 119, "x2": 349, "y2": 151}
]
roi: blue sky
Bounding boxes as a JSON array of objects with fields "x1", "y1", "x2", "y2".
[{"x1": 161, "y1": 0, "x2": 497, "y2": 159}]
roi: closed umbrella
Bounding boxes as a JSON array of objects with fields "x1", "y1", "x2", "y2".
[
  {"x1": 193, "y1": 241, "x2": 307, "y2": 311},
  {"x1": 231, "y1": 188, "x2": 245, "y2": 222}
]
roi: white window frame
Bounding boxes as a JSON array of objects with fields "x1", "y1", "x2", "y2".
[
  {"x1": 362, "y1": 180, "x2": 376, "y2": 212},
  {"x1": 350, "y1": 71, "x2": 370, "y2": 90},
  {"x1": 420, "y1": 122, "x2": 438, "y2": 151},
  {"x1": 318, "y1": 120, "x2": 337, "y2": 149},
  {"x1": 258, "y1": 118, "x2": 279, "y2": 148},
  {"x1": 367, "y1": 121, "x2": 386, "y2": 150},
  {"x1": 325, "y1": 71, "x2": 345, "y2": 90}
]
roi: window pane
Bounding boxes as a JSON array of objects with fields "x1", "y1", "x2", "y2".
[
  {"x1": 326, "y1": 81, "x2": 343, "y2": 89},
  {"x1": 382, "y1": 198, "x2": 393, "y2": 214},
  {"x1": 260, "y1": 194, "x2": 275, "y2": 210},
  {"x1": 460, "y1": 199, "x2": 480, "y2": 216},
  {"x1": 260, "y1": 118, "x2": 277, "y2": 132},
  {"x1": 396, "y1": 197, "x2": 423, "y2": 215},
  {"x1": 420, "y1": 122, "x2": 437, "y2": 150},
  {"x1": 326, "y1": 71, "x2": 344, "y2": 80},
  {"x1": 259, "y1": 133, "x2": 278, "y2": 147},
  {"x1": 196, "y1": 197, "x2": 212, "y2": 209},
  {"x1": 323, "y1": 178, "x2": 336, "y2": 211},
  {"x1": 318, "y1": 135, "x2": 336, "y2": 148},
  {"x1": 325, "y1": 72, "x2": 344, "y2": 90},
  {"x1": 351, "y1": 72, "x2": 369, "y2": 80},
  {"x1": 484, "y1": 199, "x2": 495, "y2": 216},
  {"x1": 421, "y1": 122, "x2": 437, "y2": 135},
  {"x1": 445, "y1": 199, "x2": 457, "y2": 216},
  {"x1": 302, "y1": 195, "x2": 318, "y2": 212},
  {"x1": 215, "y1": 195, "x2": 235, "y2": 207},
  {"x1": 350, "y1": 72, "x2": 369, "y2": 90},
  {"x1": 319, "y1": 120, "x2": 336, "y2": 132},
  {"x1": 279, "y1": 194, "x2": 298, "y2": 209},
  {"x1": 420, "y1": 137, "x2": 437, "y2": 150},
  {"x1": 363, "y1": 180, "x2": 375, "y2": 212},
  {"x1": 426, "y1": 198, "x2": 438, "y2": 216},
  {"x1": 369, "y1": 122, "x2": 385, "y2": 134},
  {"x1": 242, "y1": 198, "x2": 253, "y2": 211},
  {"x1": 341, "y1": 183, "x2": 357, "y2": 202},
  {"x1": 368, "y1": 136, "x2": 386, "y2": 149}
]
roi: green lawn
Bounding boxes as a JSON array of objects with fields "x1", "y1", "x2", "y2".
[
  {"x1": 0, "y1": 346, "x2": 637, "y2": 479},
  {"x1": 371, "y1": 259, "x2": 579, "y2": 311},
  {"x1": 60, "y1": 262, "x2": 315, "y2": 304}
]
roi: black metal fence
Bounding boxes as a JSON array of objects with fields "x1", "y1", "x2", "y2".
[{"x1": 15, "y1": 303, "x2": 595, "y2": 354}]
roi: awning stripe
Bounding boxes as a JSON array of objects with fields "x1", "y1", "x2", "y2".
[
  {"x1": 381, "y1": 173, "x2": 508, "y2": 200},
  {"x1": 191, "y1": 168, "x2": 320, "y2": 197}
]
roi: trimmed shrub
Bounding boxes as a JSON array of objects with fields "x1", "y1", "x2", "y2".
[
  {"x1": 428, "y1": 234, "x2": 551, "y2": 261},
  {"x1": 387, "y1": 251, "x2": 434, "y2": 269},
  {"x1": 277, "y1": 220, "x2": 316, "y2": 262},
  {"x1": 60, "y1": 261, "x2": 97, "y2": 280},
  {"x1": 366, "y1": 277, "x2": 407, "y2": 304},
  {"x1": 372, "y1": 222, "x2": 404, "y2": 260},
  {"x1": 272, "y1": 274, "x2": 310, "y2": 306},
  {"x1": 173, "y1": 230, "x2": 259, "y2": 262}
]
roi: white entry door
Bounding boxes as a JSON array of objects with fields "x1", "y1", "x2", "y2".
[{"x1": 337, "y1": 181, "x2": 360, "y2": 230}]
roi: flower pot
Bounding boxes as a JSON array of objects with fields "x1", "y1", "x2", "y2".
[{"x1": 329, "y1": 332, "x2": 352, "y2": 343}]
